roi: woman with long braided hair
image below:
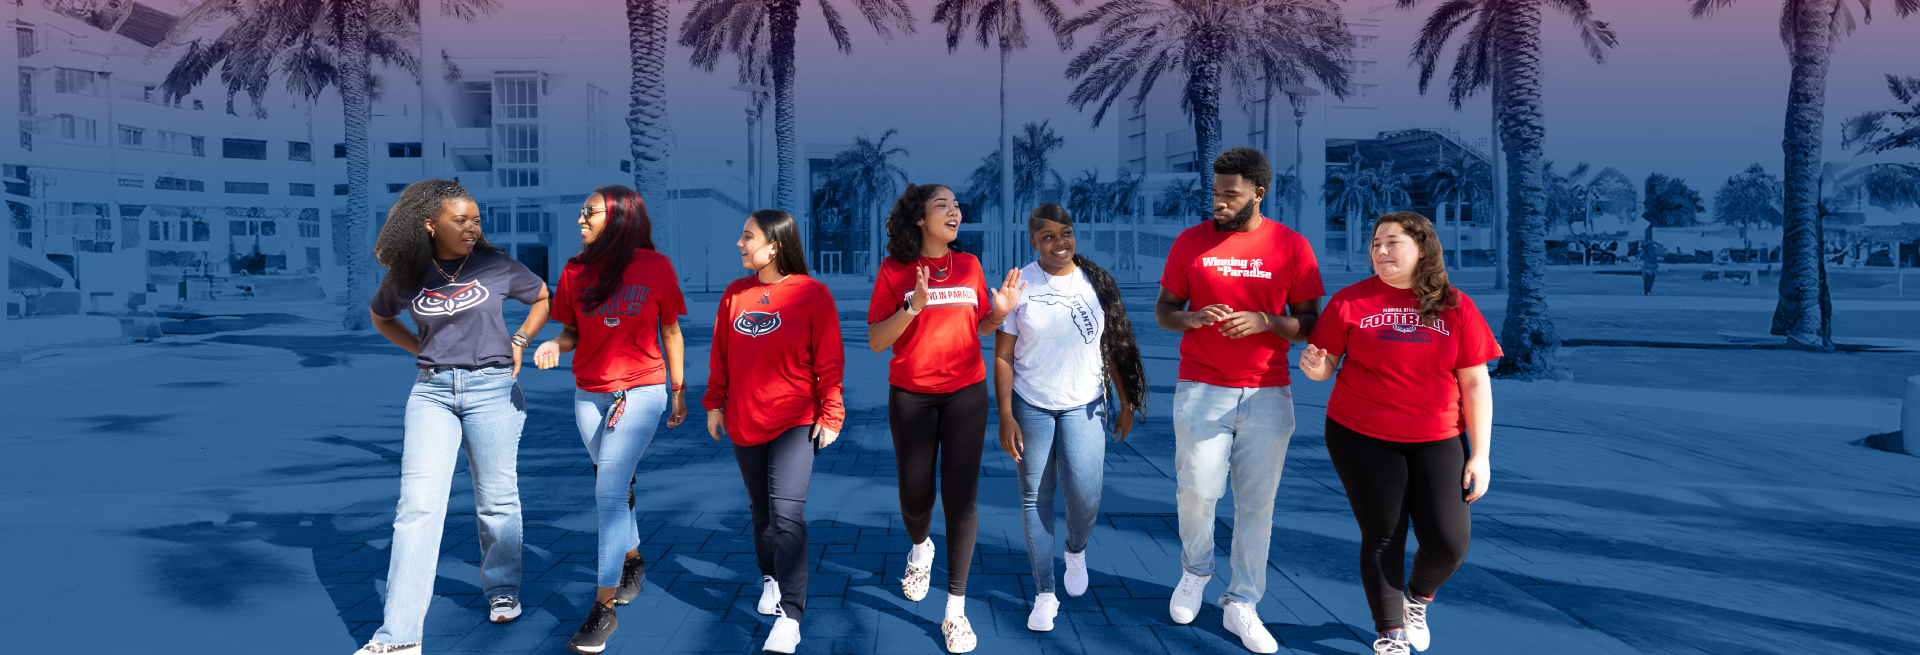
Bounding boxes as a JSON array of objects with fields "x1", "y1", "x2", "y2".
[
  {"x1": 357, "y1": 180, "x2": 552, "y2": 655},
  {"x1": 992, "y1": 203, "x2": 1148, "y2": 633}
]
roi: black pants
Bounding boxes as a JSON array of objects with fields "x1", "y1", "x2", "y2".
[
  {"x1": 733, "y1": 423, "x2": 815, "y2": 620},
  {"x1": 888, "y1": 381, "x2": 989, "y2": 596},
  {"x1": 1324, "y1": 419, "x2": 1473, "y2": 632},
  {"x1": 1643, "y1": 271, "x2": 1656, "y2": 295}
]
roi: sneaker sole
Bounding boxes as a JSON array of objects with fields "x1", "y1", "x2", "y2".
[
  {"x1": 490, "y1": 606, "x2": 521, "y2": 623},
  {"x1": 566, "y1": 643, "x2": 607, "y2": 654}
]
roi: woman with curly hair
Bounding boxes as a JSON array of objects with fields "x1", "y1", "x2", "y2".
[
  {"x1": 532, "y1": 185, "x2": 688, "y2": 654},
  {"x1": 356, "y1": 179, "x2": 552, "y2": 655},
  {"x1": 1299, "y1": 212, "x2": 1500, "y2": 655},
  {"x1": 866, "y1": 183, "x2": 1022, "y2": 653},
  {"x1": 993, "y1": 204, "x2": 1148, "y2": 633}
]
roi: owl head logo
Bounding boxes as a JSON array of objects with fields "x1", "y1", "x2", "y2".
[
  {"x1": 412, "y1": 281, "x2": 490, "y2": 316},
  {"x1": 733, "y1": 311, "x2": 781, "y2": 337},
  {"x1": 603, "y1": 317, "x2": 621, "y2": 327}
]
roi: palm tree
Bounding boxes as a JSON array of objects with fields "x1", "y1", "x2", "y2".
[
  {"x1": 1014, "y1": 121, "x2": 1067, "y2": 209},
  {"x1": 1325, "y1": 157, "x2": 1413, "y2": 271},
  {"x1": 1066, "y1": 169, "x2": 1111, "y2": 225},
  {"x1": 1689, "y1": 0, "x2": 1914, "y2": 349},
  {"x1": 1155, "y1": 177, "x2": 1211, "y2": 223},
  {"x1": 1061, "y1": 0, "x2": 1353, "y2": 192},
  {"x1": 1714, "y1": 164, "x2": 1786, "y2": 251},
  {"x1": 157, "y1": 0, "x2": 424, "y2": 331},
  {"x1": 626, "y1": 0, "x2": 673, "y2": 203},
  {"x1": 1843, "y1": 72, "x2": 1920, "y2": 211},
  {"x1": 1540, "y1": 160, "x2": 1592, "y2": 263},
  {"x1": 933, "y1": 0, "x2": 1074, "y2": 273},
  {"x1": 1403, "y1": 0, "x2": 1615, "y2": 379},
  {"x1": 1424, "y1": 156, "x2": 1492, "y2": 269},
  {"x1": 827, "y1": 129, "x2": 911, "y2": 279},
  {"x1": 680, "y1": 0, "x2": 914, "y2": 216}
]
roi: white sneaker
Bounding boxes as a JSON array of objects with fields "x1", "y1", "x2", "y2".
[
  {"x1": 351, "y1": 642, "x2": 418, "y2": 655},
  {"x1": 1168, "y1": 570, "x2": 1210, "y2": 624},
  {"x1": 1027, "y1": 593, "x2": 1060, "y2": 632},
  {"x1": 758, "y1": 576, "x2": 781, "y2": 615},
  {"x1": 1222, "y1": 601, "x2": 1279, "y2": 653},
  {"x1": 1373, "y1": 630, "x2": 1411, "y2": 655},
  {"x1": 1404, "y1": 595, "x2": 1431, "y2": 651},
  {"x1": 763, "y1": 614, "x2": 802, "y2": 653},
  {"x1": 489, "y1": 595, "x2": 521, "y2": 623},
  {"x1": 1063, "y1": 550, "x2": 1089, "y2": 597}
]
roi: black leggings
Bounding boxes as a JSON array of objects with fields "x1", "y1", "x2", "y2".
[
  {"x1": 1324, "y1": 418, "x2": 1473, "y2": 632},
  {"x1": 733, "y1": 424, "x2": 814, "y2": 620},
  {"x1": 888, "y1": 381, "x2": 989, "y2": 596}
]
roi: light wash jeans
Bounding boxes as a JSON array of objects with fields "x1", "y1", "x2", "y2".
[
  {"x1": 573, "y1": 384, "x2": 669, "y2": 587},
  {"x1": 374, "y1": 365, "x2": 526, "y2": 646},
  {"x1": 1010, "y1": 391, "x2": 1109, "y2": 594},
  {"x1": 1172, "y1": 381, "x2": 1296, "y2": 605}
]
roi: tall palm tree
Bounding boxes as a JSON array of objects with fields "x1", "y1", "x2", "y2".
[
  {"x1": 628, "y1": 0, "x2": 673, "y2": 204},
  {"x1": 157, "y1": 0, "x2": 422, "y2": 331},
  {"x1": 1689, "y1": 0, "x2": 1914, "y2": 349},
  {"x1": 1155, "y1": 177, "x2": 1211, "y2": 223},
  {"x1": 1066, "y1": 168, "x2": 1111, "y2": 225},
  {"x1": 680, "y1": 0, "x2": 914, "y2": 216},
  {"x1": 1325, "y1": 157, "x2": 1413, "y2": 271},
  {"x1": 1014, "y1": 121, "x2": 1067, "y2": 209},
  {"x1": 933, "y1": 0, "x2": 1074, "y2": 273},
  {"x1": 1403, "y1": 0, "x2": 1615, "y2": 378},
  {"x1": 1062, "y1": 0, "x2": 1352, "y2": 192},
  {"x1": 827, "y1": 129, "x2": 911, "y2": 278},
  {"x1": 1424, "y1": 156, "x2": 1492, "y2": 269}
]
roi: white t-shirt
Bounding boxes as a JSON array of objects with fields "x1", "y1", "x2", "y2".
[{"x1": 1002, "y1": 261, "x2": 1106, "y2": 410}]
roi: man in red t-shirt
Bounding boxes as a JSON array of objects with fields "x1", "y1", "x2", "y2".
[{"x1": 1153, "y1": 148, "x2": 1323, "y2": 653}]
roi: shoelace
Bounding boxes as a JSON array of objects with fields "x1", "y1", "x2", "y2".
[
  {"x1": 585, "y1": 601, "x2": 615, "y2": 629},
  {"x1": 1176, "y1": 574, "x2": 1204, "y2": 597},
  {"x1": 1230, "y1": 604, "x2": 1258, "y2": 631},
  {"x1": 1405, "y1": 601, "x2": 1428, "y2": 628},
  {"x1": 491, "y1": 596, "x2": 516, "y2": 610},
  {"x1": 1373, "y1": 636, "x2": 1410, "y2": 655},
  {"x1": 362, "y1": 642, "x2": 417, "y2": 654}
]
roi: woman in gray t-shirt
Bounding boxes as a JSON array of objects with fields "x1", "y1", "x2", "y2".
[{"x1": 354, "y1": 180, "x2": 552, "y2": 655}]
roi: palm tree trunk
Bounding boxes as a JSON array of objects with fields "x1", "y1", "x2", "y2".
[
  {"x1": 1769, "y1": 0, "x2": 1834, "y2": 349},
  {"x1": 999, "y1": 36, "x2": 1015, "y2": 274},
  {"x1": 1190, "y1": 50, "x2": 1223, "y2": 198},
  {"x1": 768, "y1": 0, "x2": 801, "y2": 246},
  {"x1": 340, "y1": 0, "x2": 374, "y2": 331},
  {"x1": 1491, "y1": 67, "x2": 1507, "y2": 290},
  {"x1": 1491, "y1": 0, "x2": 1562, "y2": 379},
  {"x1": 627, "y1": 0, "x2": 671, "y2": 207}
]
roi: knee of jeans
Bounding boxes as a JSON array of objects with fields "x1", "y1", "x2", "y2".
[
  {"x1": 1176, "y1": 479, "x2": 1225, "y2": 503},
  {"x1": 593, "y1": 491, "x2": 629, "y2": 511}
]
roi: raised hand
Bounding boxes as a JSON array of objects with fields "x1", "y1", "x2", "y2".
[
  {"x1": 908, "y1": 265, "x2": 931, "y2": 313},
  {"x1": 991, "y1": 268, "x2": 1026, "y2": 313}
]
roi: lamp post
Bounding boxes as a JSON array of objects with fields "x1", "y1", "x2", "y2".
[
  {"x1": 731, "y1": 84, "x2": 769, "y2": 210},
  {"x1": 1281, "y1": 84, "x2": 1320, "y2": 233}
]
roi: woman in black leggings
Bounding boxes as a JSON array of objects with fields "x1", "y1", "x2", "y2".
[
  {"x1": 865, "y1": 183, "x2": 1022, "y2": 653},
  {"x1": 1299, "y1": 212, "x2": 1500, "y2": 655}
]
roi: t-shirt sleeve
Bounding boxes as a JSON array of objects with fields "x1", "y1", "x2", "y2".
[
  {"x1": 1452, "y1": 292, "x2": 1503, "y2": 368},
  {"x1": 1285, "y1": 233, "x2": 1326, "y2": 305},
  {"x1": 703, "y1": 289, "x2": 731, "y2": 411},
  {"x1": 973, "y1": 265, "x2": 993, "y2": 324},
  {"x1": 1308, "y1": 294, "x2": 1350, "y2": 358},
  {"x1": 369, "y1": 286, "x2": 404, "y2": 319},
  {"x1": 658, "y1": 259, "x2": 687, "y2": 321},
  {"x1": 811, "y1": 291, "x2": 846, "y2": 432},
  {"x1": 504, "y1": 257, "x2": 547, "y2": 304},
  {"x1": 551, "y1": 270, "x2": 575, "y2": 326},
  {"x1": 867, "y1": 261, "x2": 901, "y2": 323},
  {"x1": 1158, "y1": 234, "x2": 1190, "y2": 301}
]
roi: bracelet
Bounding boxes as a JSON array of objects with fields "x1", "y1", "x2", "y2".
[
  {"x1": 905, "y1": 304, "x2": 922, "y2": 315},
  {"x1": 670, "y1": 383, "x2": 685, "y2": 391},
  {"x1": 510, "y1": 333, "x2": 530, "y2": 348}
]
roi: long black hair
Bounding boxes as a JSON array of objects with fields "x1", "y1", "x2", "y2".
[
  {"x1": 571, "y1": 184, "x2": 658, "y2": 314},
  {"x1": 373, "y1": 179, "x2": 500, "y2": 305},
  {"x1": 884, "y1": 183, "x2": 952, "y2": 264},
  {"x1": 1027, "y1": 203, "x2": 1150, "y2": 419},
  {"x1": 749, "y1": 209, "x2": 810, "y2": 276}
]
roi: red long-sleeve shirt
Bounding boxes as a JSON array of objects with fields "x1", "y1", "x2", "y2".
[{"x1": 703, "y1": 274, "x2": 845, "y2": 446}]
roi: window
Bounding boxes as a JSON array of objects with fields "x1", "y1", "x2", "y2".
[
  {"x1": 495, "y1": 124, "x2": 540, "y2": 187},
  {"x1": 288, "y1": 141, "x2": 311, "y2": 161},
  {"x1": 289, "y1": 183, "x2": 315, "y2": 197},
  {"x1": 495, "y1": 75, "x2": 540, "y2": 120},
  {"x1": 334, "y1": 184, "x2": 348, "y2": 196},
  {"x1": 620, "y1": 159, "x2": 631, "y2": 173},
  {"x1": 118, "y1": 125, "x2": 144, "y2": 147},
  {"x1": 487, "y1": 206, "x2": 513, "y2": 234},
  {"x1": 18, "y1": 68, "x2": 32, "y2": 115},
  {"x1": 1358, "y1": 60, "x2": 1378, "y2": 74},
  {"x1": 222, "y1": 138, "x2": 267, "y2": 159},
  {"x1": 156, "y1": 177, "x2": 204, "y2": 192},
  {"x1": 230, "y1": 220, "x2": 249, "y2": 236},
  {"x1": 298, "y1": 209, "x2": 320, "y2": 238},
  {"x1": 16, "y1": 27, "x2": 33, "y2": 58},
  {"x1": 192, "y1": 136, "x2": 205, "y2": 156},
  {"x1": 387, "y1": 142, "x2": 422, "y2": 157},
  {"x1": 192, "y1": 221, "x2": 210, "y2": 241},
  {"x1": 225, "y1": 182, "x2": 269, "y2": 194},
  {"x1": 1354, "y1": 34, "x2": 1378, "y2": 49},
  {"x1": 149, "y1": 220, "x2": 164, "y2": 241},
  {"x1": 260, "y1": 221, "x2": 276, "y2": 237},
  {"x1": 54, "y1": 68, "x2": 99, "y2": 96},
  {"x1": 56, "y1": 115, "x2": 98, "y2": 142},
  {"x1": 516, "y1": 210, "x2": 549, "y2": 233},
  {"x1": 1356, "y1": 84, "x2": 1378, "y2": 98},
  {"x1": 334, "y1": 143, "x2": 346, "y2": 158},
  {"x1": 386, "y1": 183, "x2": 408, "y2": 193},
  {"x1": 496, "y1": 168, "x2": 539, "y2": 188},
  {"x1": 586, "y1": 85, "x2": 608, "y2": 167},
  {"x1": 117, "y1": 178, "x2": 143, "y2": 188}
]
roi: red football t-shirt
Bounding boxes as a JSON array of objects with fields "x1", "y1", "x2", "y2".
[
  {"x1": 1159, "y1": 217, "x2": 1325, "y2": 387},
  {"x1": 703, "y1": 274, "x2": 846, "y2": 446},
  {"x1": 552, "y1": 248, "x2": 688, "y2": 393},
  {"x1": 866, "y1": 253, "x2": 991, "y2": 394},
  {"x1": 1309, "y1": 276, "x2": 1503, "y2": 442}
]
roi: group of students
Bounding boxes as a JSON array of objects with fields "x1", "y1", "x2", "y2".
[{"x1": 349, "y1": 146, "x2": 1498, "y2": 655}]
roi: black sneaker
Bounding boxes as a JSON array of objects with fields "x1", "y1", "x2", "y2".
[
  {"x1": 566, "y1": 600, "x2": 618, "y2": 653},
  {"x1": 613, "y1": 554, "x2": 647, "y2": 605}
]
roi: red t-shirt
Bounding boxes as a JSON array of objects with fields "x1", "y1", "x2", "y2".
[
  {"x1": 1309, "y1": 276, "x2": 1503, "y2": 442},
  {"x1": 866, "y1": 253, "x2": 991, "y2": 394},
  {"x1": 703, "y1": 274, "x2": 846, "y2": 446},
  {"x1": 552, "y1": 248, "x2": 688, "y2": 393},
  {"x1": 1159, "y1": 217, "x2": 1324, "y2": 387}
]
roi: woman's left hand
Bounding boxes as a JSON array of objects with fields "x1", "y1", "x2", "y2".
[
  {"x1": 1463, "y1": 455, "x2": 1490, "y2": 503},
  {"x1": 811, "y1": 424, "x2": 839, "y2": 448},
  {"x1": 1114, "y1": 403, "x2": 1136, "y2": 442},
  {"x1": 990, "y1": 268, "x2": 1025, "y2": 313},
  {"x1": 667, "y1": 389, "x2": 687, "y2": 428}
]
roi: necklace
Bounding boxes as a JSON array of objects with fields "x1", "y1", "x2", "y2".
[
  {"x1": 432, "y1": 254, "x2": 469, "y2": 282},
  {"x1": 1044, "y1": 269, "x2": 1071, "y2": 293},
  {"x1": 757, "y1": 270, "x2": 790, "y2": 304},
  {"x1": 923, "y1": 250, "x2": 954, "y2": 283}
]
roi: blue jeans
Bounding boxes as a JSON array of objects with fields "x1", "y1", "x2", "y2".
[
  {"x1": 573, "y1": 385, "x2": 669, "y2": 587},
  {"x1": 374, "y1": 366, "x2": 526, "y2": 646},
  {"x1": 1010, "y1": 391, "x2": 1108, "y2": 594},
  {"x1": 1172, "y1": 381, "x2": 1296, "y2": 605}
]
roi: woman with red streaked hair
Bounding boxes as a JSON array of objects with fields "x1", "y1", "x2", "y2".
[{"x1": 533, "y1": 185, "x2": 687, "y2": 654}]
